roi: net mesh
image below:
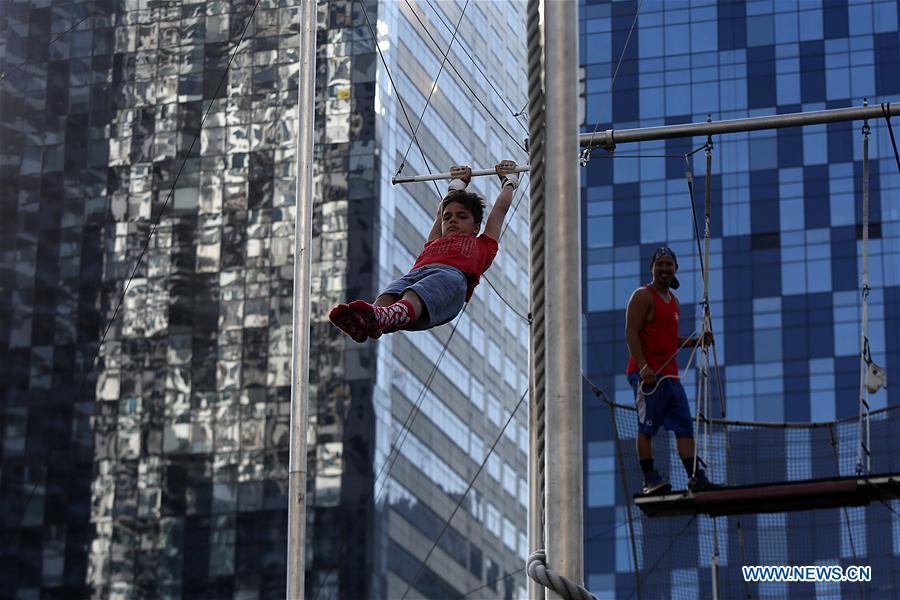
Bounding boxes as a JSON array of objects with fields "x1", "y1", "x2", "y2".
[{"x1": 605, "y1": 398, "x2": 900, "y2": 599}]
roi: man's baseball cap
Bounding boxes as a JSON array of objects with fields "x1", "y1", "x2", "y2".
[{"x1": 650, "y1": 246, "x2": 680, "y2": 289}]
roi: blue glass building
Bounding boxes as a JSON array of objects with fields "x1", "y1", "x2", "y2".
[{"x1": 579, "y1": 0, "x2": 900, "y2": 597}]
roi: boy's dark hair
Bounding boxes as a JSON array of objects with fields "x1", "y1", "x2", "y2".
[{"x1": 441, "y1": 191, "x2": 486, "y2": 225}]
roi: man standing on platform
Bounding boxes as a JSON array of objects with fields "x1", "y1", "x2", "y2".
[{"x1": 625, "y1": 247, "x2": 718, "y2": 495}]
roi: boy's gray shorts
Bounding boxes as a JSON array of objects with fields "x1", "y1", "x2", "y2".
[{"x1": 378, "y1": 264, "x2": 467, "y2": 329}]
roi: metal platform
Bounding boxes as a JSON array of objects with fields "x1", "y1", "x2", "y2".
[{"x1": 634, "y1": 473, "x2": 900, "y2": 518}]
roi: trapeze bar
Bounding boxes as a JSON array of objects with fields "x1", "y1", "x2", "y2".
[
  {"x1": 391, "y1": 164, "x2": 530, "y2": 185},
  {"x1": 634, "y1": 472, "x2": 900, "y2": 518},
  {"x1": 580, "y1": 102, "x2": 900, "y2": 150}
]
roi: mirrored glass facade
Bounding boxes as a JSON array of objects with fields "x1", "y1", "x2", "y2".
[
  {"x1": 1, "y1": 0, "x2": 529, "y2": 598},
  {"x1": 579, "y1": 0, "x2": 900, "y2": 598}
]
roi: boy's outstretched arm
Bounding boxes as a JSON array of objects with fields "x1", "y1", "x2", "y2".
[
  {"x1": 482, "y1": 160, "x2": 518, "y2": 241},
  {"x1": 427, "y1": 165, "x2": 472, "y2": 243}
]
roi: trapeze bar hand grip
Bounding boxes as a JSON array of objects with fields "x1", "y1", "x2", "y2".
[{"x1": 391, "y1": 164, "x2": 530, "y2": 185}]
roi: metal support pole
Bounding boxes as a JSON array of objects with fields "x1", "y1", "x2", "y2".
[
  {"x1": 287, "y1": 1, "x2": 317, "y2": 598},
  {"x1": 543, "y1": 0, "x2": 583, "y2": 596},
  {"x1": 579, "y1": 103, "x2": 900, "y2": 149}
]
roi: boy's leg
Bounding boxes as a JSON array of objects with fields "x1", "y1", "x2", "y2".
[
  {"x1": 399, "y1": 290, "x2": 424, "y2": 323},
  {"x1": 373, "y1": 293, "x2": 398, "y2": 307}
]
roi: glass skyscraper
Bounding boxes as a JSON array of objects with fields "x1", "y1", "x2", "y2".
[
  {"x1": 0, "y1": 1, "x2": 530, "y2": 598},
  {"x1": 579, "y1": 0, "x2": 900, "y2": 598}
]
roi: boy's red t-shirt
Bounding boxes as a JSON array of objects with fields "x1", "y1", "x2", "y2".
[{"x1": 411, "y1": 233, "x2": 499, "y2": 301}]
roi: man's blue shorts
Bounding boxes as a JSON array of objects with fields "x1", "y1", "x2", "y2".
[
  {"x1": 627, "y1": 372, "x2": 694, "y2": 439},
  {"x1": 379, "y1": 264, "x2": 467, "y2": 330}
]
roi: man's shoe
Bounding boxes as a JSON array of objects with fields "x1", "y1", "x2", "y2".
[
  {"x1": 688, "y1": 469, "x2": 722, "y2": 492},
  {"x1": 642, "y1": 470, "x2": 672, "y2": 495}
]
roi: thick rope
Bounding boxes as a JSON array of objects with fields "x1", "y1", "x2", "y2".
[
  {"x1": 527, "y1": 551, "x2": 598, "y2": 600},
  {"x1": 526, "y1": 0, "x2": 547, "y2": 565}
]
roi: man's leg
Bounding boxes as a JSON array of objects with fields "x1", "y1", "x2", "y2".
[
  {"x1": 675, "y1": 434, "x2": 720, "y2": 491},
  {"x1": 636, "y1": 433, "x2": 671, "y2": 494},
  {"x1": 637, "y1": 432, "x2": 653, "y2": 460},
  {"x1": 676, "y1": 435, "x2": 697, "y2": 476}
]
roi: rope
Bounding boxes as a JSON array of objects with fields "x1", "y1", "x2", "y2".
[
  {"x1": 394, "y1": 171, "x2": 532, "y2": 600},
  {"x1": 401, "y1": 389, "x2": 528, "y2": 599},
  {"x1": 709, "y1": 340, "x2": 751, "y2": 599},
  {"x1": 480, "y1": 176, "x2": 534, "y2": 324},
  {"x1": 583, "y1": 376, "x2": 642, "y2": 599},
  {"x1": 857, "y1": 118, "x2": 872, "y2": 475},
  {"x1": 396, "y1": 0, "x2": 472, "y2": 177},
  {"x1": 0, "y1": 5, "x2": 99, "y2": 82},
  {"x1": 582, "y1": 0, "x2": 645, "y2": 164},
  {"x1": 883, "y1": 102, "x2": 900, "y2": 174},
  {"x1": 321, "y1": 162, "x2": 528, "y2": 600},
  {"x1": 482, "y1": 274, "x2": 531, "y2": 323},
  {"x1": 461, "y1": 518, "x2": 632, "y2": 598},
  {"x1": 602, "y1": 394, "x2": 900, "y2": 429},
  {"x1": 403, "y1": 0, "x2": 527, "y2": 152},
  {"x1": 319, "y1": 310, "x2": 469, "y2": 600},
  {"x1": 356, "y1": 0, "x2": 445, "y2": 201},
  {"x1": 420, "y1": 0, "x2": 530, "y2": 135},
  {"x1": 527, "y1": 550, "x2": 598, "y2": 600},
  {"x1": 13, "y1": 0, "x2": 264, "y2": 531},
  {"x1": 591, "y1": 150, "x2": 700, "y2": 159},
  {"x1": 629, "y1": 515, "x2": 697, "y2": 600},
  {"x1": 830, "y1": 427, "x2": 866, "y2": 600}
]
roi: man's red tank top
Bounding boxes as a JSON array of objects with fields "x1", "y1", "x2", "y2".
[{"x1": 626, "y1": 285, "x2": 680, "y2": 377}]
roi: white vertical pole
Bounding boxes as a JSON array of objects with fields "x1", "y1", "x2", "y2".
[
  {"x1": 543, "y1": 0, "x2": 583, "y2": 596},
  {"x1": 287, "y1": 1, "x2": 317, "y2": 598}
]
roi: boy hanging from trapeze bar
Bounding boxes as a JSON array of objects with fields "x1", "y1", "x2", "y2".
[{"x1": 329, "y1": 160, "x2": 519, "y2": 342}]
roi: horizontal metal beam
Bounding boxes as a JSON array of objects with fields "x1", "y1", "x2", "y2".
[
  {"x1": 580, "y1": 102, "x2": 900, "y2": 150},
  {"x1": 392, "y1": 164, "x2": 530, "y2": 185}
]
